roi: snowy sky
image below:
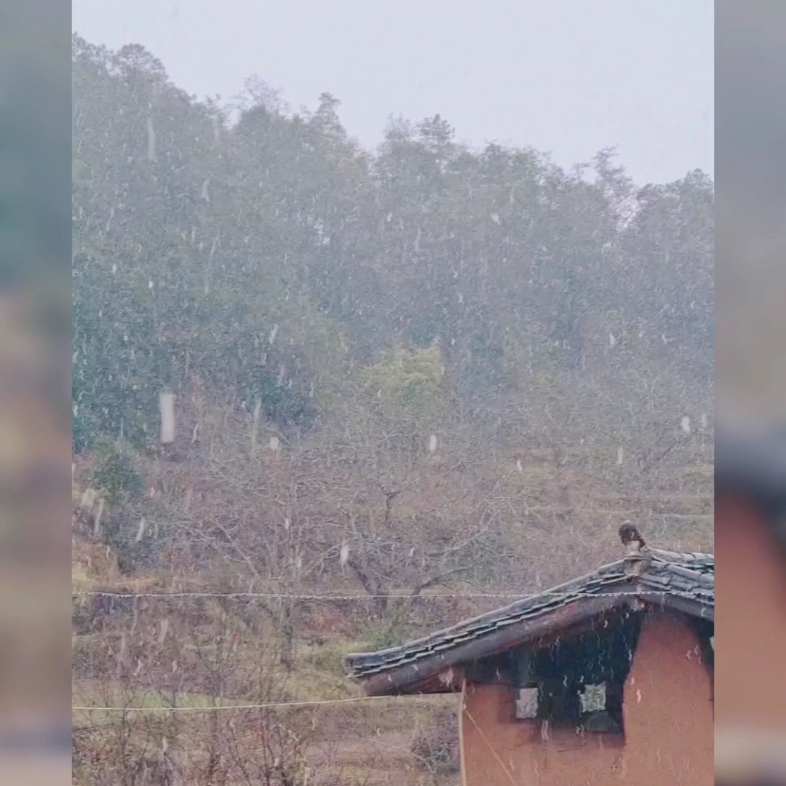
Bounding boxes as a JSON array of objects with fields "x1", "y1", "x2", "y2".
[{"x1": 73, "y1": 0, "x2": 713, "y2": 186}]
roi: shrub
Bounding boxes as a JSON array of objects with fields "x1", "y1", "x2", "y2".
[
  {"x1": 90, "y1": 437, "x2": 143, "y2": 505},
  {"x1": 410, "y1": 708, "x2": 460, "y2": 775}
]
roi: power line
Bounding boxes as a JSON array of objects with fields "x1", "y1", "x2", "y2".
[
  {"x1": 72, "y1": 588, "x2": 684, "y2": 600},
  {"x1": 73, "y1": 694, "x2": 419, "y2": 713}
]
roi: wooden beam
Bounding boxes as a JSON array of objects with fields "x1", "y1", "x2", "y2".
[{"x1": 650, "y1": 594, "x2": 714, "y2": 622}]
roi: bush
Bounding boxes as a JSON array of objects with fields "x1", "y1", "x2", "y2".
[
  {"x1": 90, "y1": 437, "x2": 143, "y2": 505},
  {"x1": 411, "y1": 708, "x2": 460, "y2": 775}
]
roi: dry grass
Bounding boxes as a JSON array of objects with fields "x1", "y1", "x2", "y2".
[{"x1": 71, "y1": 432, "x2": 712, "y2": 785}]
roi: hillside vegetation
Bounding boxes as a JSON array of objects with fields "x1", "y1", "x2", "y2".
[{"x1": 72, "y1": 36, "x2": 713, "y2": 784}]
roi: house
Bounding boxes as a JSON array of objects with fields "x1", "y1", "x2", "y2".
[
  {"x1": 715, "y1": 423, "x2": 786, "y2": 784},
  {"x1": 346, "y1": 527, "x2": 714, "y2": 786}
]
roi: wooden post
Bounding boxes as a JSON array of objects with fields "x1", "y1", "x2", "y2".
[{"x1": 458, "y1": 679, "x2": 468, "y2": 786}]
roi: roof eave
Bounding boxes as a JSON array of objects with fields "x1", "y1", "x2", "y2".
[
  {"x1": 350, "y1": 593, "x2": 626, "y2": 697},
  {"x1": 348, "y1": 587, "x2": 713, "y2": 696},
  {"x1": 649, "y1": 593, "x2": 714, "y2": 622}
]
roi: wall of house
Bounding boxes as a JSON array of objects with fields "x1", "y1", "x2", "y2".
[
  {"x1": 460, "y1": 610, "x2": 713, "y2": 786},
  {"x1": 716, "y1": 494, "x2": 786, "y2": 729}
]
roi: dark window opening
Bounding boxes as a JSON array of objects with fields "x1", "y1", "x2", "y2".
[{"x1": 514, "y1": 610, "x2": 641, "y2": 736}]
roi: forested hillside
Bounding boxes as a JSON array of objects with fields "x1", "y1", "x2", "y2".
[{"x1": 72, "y1": 35, "x2": 713, "y2": 785}]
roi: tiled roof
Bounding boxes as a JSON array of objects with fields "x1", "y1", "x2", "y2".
[
  {"x1": 640, "y1": 549, "x2": 714, "y2": 609},
  {"x1": 346, "y1": 546, "x2": 713, "y2": 691},
  {"x1": 649, "y1": 547, "x2": 714, "y2": 575}
]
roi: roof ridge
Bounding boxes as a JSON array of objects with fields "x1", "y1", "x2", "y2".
[{"x1": 649, "y1": 547, "x2": 714, "y2": 560}]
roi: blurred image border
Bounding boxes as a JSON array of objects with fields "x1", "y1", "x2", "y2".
[
  {"x1": 717, "y1": 1, "x2": 786, "y2": 785},
  {"x1": 0, "y1": 0, "x2": 72, "y2": 784}
]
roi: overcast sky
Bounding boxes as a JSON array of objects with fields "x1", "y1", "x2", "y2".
[{"x1": 73, "y1": 0, "x2": 713, "y2": 186}]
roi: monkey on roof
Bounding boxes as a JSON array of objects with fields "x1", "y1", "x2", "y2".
[{"x1": 618, "y1": 523, "x2": 646, "y2": 548}]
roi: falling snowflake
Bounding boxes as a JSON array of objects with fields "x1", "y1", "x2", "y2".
[
  {"x1": 135, "y1": 518, "x2": 147, "y2": 543},
  {"x1": 146, "y1": 116, "x2": 157, "y2": 161},
  {"x1": 680, "y1": 416, "x2": 691, "y2": 435}
]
